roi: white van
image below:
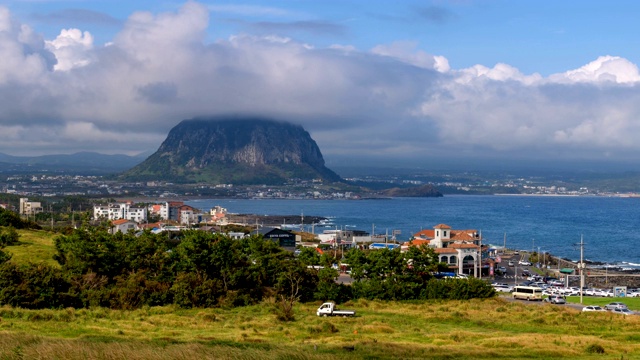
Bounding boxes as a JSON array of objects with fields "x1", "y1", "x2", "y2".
[{"x1": 512, "y1": 286, "x2": 543, "y2": 301}]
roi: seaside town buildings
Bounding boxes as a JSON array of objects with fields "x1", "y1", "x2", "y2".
[
  {"x1": 404, "y1": 224, "x2": 486, "y2": 277},
  {"x1": 93, "y1": 201, "x2": 228, "y2": 228}
]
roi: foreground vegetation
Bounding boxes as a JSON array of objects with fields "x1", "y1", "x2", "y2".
[
  {"x1": 0, "y1": 205, "x2": 493, "y2": 312},
  {"x1": 3, "y1": 208, "x2": 637, "y2": 358},
  {"x1": 1, "y1": 298, "x2": 639, "y2": 359}
]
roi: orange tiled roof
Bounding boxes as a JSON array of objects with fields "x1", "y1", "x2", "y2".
[
  {"x1": 112, "y1": 219, "x2": 131, "y2": 225},
  {"x1": 140, "y1": 222, "x2": 163, "y2": 229},
  {"x1": 413, "y1": 228, "x2": 479, "y2": 241},
  {"x1": 449, "y1": 243, "x2": 479, "y2": 249},
  {"x1": 434, "y1": 248, "x2": 457, "y2": 254},
  {"x1": 413, "y1": 229, "x2": 434, "y2": 239},
  {"x1": 434, "y1": 224, "x2": 451, "y2": 229},
  {"x1": 404, "y1": 239, "x2": 431, "y2": 247}
]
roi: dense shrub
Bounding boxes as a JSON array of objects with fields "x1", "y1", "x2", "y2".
[
  {"x1": 0, "y1": 262, "x2": 79, "y2": 309},
  {"x1": 0, "y1": 228, "x2": 495, "y2": 311},
  {"x1": 0, "y1": 207, "x2": 39, "y2": 229},
  {"x1": 0, "y1": 226, "x2": 20, "y2": 247},
  {"x1": 420, "y1": 278, "x2": 495, "y2": 300}
]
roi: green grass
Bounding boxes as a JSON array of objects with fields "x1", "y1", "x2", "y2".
[
  {"x1": 4, "y1": 229, "x2": 59, "y2": 267},
  {"x1": 1, "y1": 299, "x2": 640, "y2": 359},
  {"x1": 566, "y1": 296, "x2": 640, "y2": 309}
]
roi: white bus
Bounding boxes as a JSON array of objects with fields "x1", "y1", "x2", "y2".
[{"x1": 512, "y1": 286, "x2": 543, "y2": 301}]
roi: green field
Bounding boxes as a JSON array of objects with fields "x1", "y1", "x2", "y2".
[
  {"x1": 566, "y1": 296, "x2": 640, "y2": 309},
  {"x1": 1, "y1": 298, "x2": 640, "y2": 359},
  {"x1": 3, "y1": 229, "x2": 59, "y2": 267},
  {"x1": 2, "y1": 231, "x2": 640, "y2": 358}
]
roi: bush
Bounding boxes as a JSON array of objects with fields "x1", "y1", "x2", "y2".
[
  {"x1": 0, "y1": 226, "x2": 19, "y2": 247},
  {"x1": 585, "y1": 343, "x2": 605, "y2": 354},
  {"x1": 0, "y1": 262, "x2": 79, "y2": 309}
]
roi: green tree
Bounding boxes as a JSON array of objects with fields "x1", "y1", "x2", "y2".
[
  {"x1": 0, "y1": 226, "x2": 20, "y2": 247},
  {"x1": 297, "y1": 247, "x2": 321, "y2": 266}
]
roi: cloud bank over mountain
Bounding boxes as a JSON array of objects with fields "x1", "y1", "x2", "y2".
[{"x1": 2, "y1": 2, "x2": 640, "y2": 168}]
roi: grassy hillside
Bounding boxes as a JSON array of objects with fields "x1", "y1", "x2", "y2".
[
  {"x1": 4, "y1": 229, "x2": 58, "y2": 267},
  {"x1": 0, "y1": 298, "x2": 639, "y2": 359}
]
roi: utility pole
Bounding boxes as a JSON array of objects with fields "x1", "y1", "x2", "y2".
[
  {"x1": 503, "y1": 233, "x2": 506, "y2": 252},
  {"x1": 479, "y1": 229, "x2": 482, "y2": 279},
  {"x1": 532, "y1": 238, "x2": 535, "y2": 254},
  {"x1": 576, "y1": 235, "x2": 586, "y2": 304}
]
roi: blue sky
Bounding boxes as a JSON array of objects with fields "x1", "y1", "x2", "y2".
[
  {"x1": 2, "y1": 1, "x2": 640, "y2": 168},
  {"x1": 14, "y1": 0, "x2": 640, "y2": 75}
]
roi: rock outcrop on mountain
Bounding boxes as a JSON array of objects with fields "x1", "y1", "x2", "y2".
[{"x1": 120, "y1": 117, "x2": 342, "y2": 184}]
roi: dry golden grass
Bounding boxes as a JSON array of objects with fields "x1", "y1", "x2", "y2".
[{"x1": 1, "y1": 298, "x2": 639, "y2": 359}]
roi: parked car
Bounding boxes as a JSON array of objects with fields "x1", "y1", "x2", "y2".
[
  {"x1": 582, "y1": 306, "x2": 605, "y2": 312},
  {"x1": 611, "y1": 308, "x2": 635, "y2": 316},
  {"x1": 544, "y1": 295, "x2": 566, "y2": 304},
  {"x1": 492, "y1": 283, "x2": 513, "y2": 293},
  {"x1": 604, "y1": 302, "x2": 628, "y2": 311}
]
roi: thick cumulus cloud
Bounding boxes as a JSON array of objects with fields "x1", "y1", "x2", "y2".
[{"x1": 2, "y1": 2, "x2": 640, "y2": 164}]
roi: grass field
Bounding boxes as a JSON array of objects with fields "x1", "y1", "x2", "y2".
[
  {"x1": 4, "y1": 229, "x2": 59, "y2": 267},
  {"x1": 1, "y1": 298, "x2": 640, "y2": 359},
  {"x1": 566, "y1": 296, "x2": 640, "y2": 309},
  {"x1": 2, "y1": 232, "x2": 640, "y2": 358}
]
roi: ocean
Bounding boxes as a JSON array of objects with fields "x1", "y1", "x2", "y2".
[{"x1": 186, "y1": 195, "x2": 640, "y2": 267}]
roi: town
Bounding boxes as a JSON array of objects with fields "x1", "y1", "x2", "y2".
[{"x1": 2, "y1": 171, "x2": 639, "y2": 201}]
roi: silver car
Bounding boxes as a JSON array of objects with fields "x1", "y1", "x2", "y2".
[
  {"x1": 604, "y1": 302, "x2": 628, "y2": 310},
  {"x1": 544, "y1": 295, "x2": 566, "y2": 304},
  {"x1": 611, "y1": 308, "x2": 635, "y2": 315}
]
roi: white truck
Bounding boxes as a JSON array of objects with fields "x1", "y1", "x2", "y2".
[{"x1": 316, "y1": 302, "x2": 356, "y2": 317}]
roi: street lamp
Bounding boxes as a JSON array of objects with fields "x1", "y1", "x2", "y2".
[{"x1": 532, "y1": 238, "x2": 535, "y2": 254}]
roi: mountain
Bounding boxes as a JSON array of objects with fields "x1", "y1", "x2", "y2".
[
  {"x1": 120, "y1": 117, "x2": 342, "y2": 184},
  {"x1": 0, "y1": 151, "x2": 147, "y2": 175}
]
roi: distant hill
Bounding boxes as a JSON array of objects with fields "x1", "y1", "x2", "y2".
[
  {"x1": 119, "y1": 117, "x2": 342, "y2": 184},
  {"x1": 0, "y1": 152, "x2": 146, "y2": 175},
  {"x1": 381, "y1": 184, "x2": 443, "y2": 197}
]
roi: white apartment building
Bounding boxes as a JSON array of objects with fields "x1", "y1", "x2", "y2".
[
  {"x1": 19, "y1": 198, "x2": 43, "y2": 215},
  {"x1": 93, "y1": 202, "x2": 147, "y2": 223}
]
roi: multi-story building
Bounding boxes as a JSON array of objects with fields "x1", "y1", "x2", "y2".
[
  {"x1": 93, "y1": 201, "x2": 147, "y2": 223},
  {"x1": 19, "y1": 198, "x2": 43, "y2": 215},
  {"x1": 405, "y1": 224, "x2": 484, "y2": 277}
]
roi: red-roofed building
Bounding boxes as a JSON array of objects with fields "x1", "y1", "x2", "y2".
[
  {"x1": 110, "y1": 219, "x2": 138, "y2": 234},
  {"x1": 407, "y1": 224, "x2": 485, "y2": 277}
]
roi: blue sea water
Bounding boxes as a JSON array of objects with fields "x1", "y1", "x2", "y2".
[{"x1": 186, "y1": 195, "x2": 640, "y2": 266}]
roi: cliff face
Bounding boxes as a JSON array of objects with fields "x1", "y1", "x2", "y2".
[{"x1": 121, "y1": 117, "x2": 342, "y2": 184}]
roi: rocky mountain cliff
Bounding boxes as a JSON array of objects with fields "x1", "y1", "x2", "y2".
[{"x1": 120, "y1": 117, "x2": 342, "y2": 184}]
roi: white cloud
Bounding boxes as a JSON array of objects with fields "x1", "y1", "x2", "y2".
[
  {"x1": 2, "y1": 2, "x2": 640, "y2": 167},
  {"x1": 551, "y1": 55, "x2": 640, "y2": 84},
  {"x1": 370, "y1": 41, "x2": 449, "y2": 72},
  {"x1": 45, "y1": 28, "x2": 94, "y2": 71}
]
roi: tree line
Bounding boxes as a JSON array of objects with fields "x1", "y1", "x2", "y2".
[{"x1": 0, "y1": 207, "x2": 494, "y2": 312}]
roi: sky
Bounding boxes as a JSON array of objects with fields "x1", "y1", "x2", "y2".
[{"x1": 3, "y1": 0, "x2": 640, "y2": 169}]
